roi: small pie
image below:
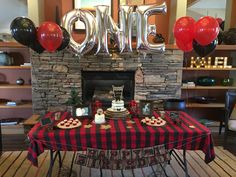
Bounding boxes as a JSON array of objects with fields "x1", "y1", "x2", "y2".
[
  {"x1": 65, "y1": 122, "x2": 70, "y2": 127},
  {"x1": 72, "y1": 121, "x2": 78, "y2": 126}
]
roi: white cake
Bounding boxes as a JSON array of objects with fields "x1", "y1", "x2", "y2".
[
  {"x1": 111, "y1": 100, "x2": 125, "y2": 111},
  {"x1": 94, "y1": 114, "x2": 105, "y2": 124}
]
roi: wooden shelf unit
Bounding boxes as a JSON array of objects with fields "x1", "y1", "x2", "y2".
[
  {"x1": 182, "y1": 67, "x2": 236, "y2": 71},
  {"x1": 181, "y1": 45, "x2": 236, "y2": 121},
  {"x1": 182, "y1": 86, "x2": 236, "y2": 90},
  {"x1": 0, "y1": 42, "x2": 25, "y2": 48},
  {"x1": 0, "y1": 84, "x2": 32, "y2": 89},
  {"x1": 0, "y1": 66, "x2": 31, "y2": 69},
  {"x1": 214, "y1": 45, "x2": 236, "y2": 51},
  {"x1": 0, "y1": 102, "x2": 32, "y2": 109},
  {"x1": 0, "y1": 42, "x2": 32, "y2": 120},
  {"x1": 186, "y1": 103, "x2": 225, "y2": 108}
]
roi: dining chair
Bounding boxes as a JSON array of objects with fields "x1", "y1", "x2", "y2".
[{"x1": 224, "y1": 91, "x2": 236, "y2": 148}]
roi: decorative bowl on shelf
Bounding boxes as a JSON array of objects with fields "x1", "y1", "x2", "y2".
[
  {"x1": 16, "y1": 78, "x2": 25, "y2": 85},
  {"x1": 197, "y1": 76, "x2": 216, "y2": 86},
  {"x1": 0, "y1": 51, "x2": 13, "y2": 66},
  {"x1": 192, "y1": 96, "x2": 216, "y2": 104},
  {"x1": 222, "y1": 78, "x2": 233, "y2": 86}
]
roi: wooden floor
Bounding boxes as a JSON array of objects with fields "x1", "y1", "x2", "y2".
[{"x1": 0, "y1": 146, "x2": 236, "y2": 177}]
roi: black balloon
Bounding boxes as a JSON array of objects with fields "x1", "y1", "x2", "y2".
[
  {"x1": 57, "y1": 27, "x2": 70, "y2": 51},
  {"x1": 220, "y1": 21, "x2": 225, "y2": 31},
  {"x1": 30, "y1": 39, "x2": 45, "y2": 54},
  {"x1": 193, "y1": 39, "x2": 217, "y2": 57},
  {"x1": 223, "y1": 30, "x2": 236, "y2": 45},
  {"x1": 217, "y1": 31, "x2": 224, "y2": 45},
  {"x1": 10, "y1": 17, "x2": 36, "y2": 46}
]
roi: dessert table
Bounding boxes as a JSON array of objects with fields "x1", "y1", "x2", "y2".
[{"x1": 27, "y1": 111, "x2": 215, "y2": 176}]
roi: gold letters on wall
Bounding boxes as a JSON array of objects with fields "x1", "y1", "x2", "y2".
[{"x1": 190, "y1": 57, "x2": 232, "y2": 68}]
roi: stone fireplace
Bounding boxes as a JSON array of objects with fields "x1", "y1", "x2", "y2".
[{"x1": 30, "y1": 48, "x2": 183, "y2": 115}]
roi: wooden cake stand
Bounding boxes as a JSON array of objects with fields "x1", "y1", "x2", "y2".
[{"x1": 104, "y1": 108, "x2": 130, "y2": 119}]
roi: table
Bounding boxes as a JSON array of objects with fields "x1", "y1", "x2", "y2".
[{"x1": 27, "y1": 111, "x2": 215, "y2": 176}]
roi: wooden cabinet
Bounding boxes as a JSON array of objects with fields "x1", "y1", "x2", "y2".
[
  {"x1": 181, "y1": 45, "x2": 236, "y2": 121},
  {"x1": 0, "y1": 42, "x2": 32, "y2": 120}
]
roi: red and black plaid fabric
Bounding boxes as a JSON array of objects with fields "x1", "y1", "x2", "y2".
[{"x1": 27, "y1": 111, "x2": 215, "y2": 166}]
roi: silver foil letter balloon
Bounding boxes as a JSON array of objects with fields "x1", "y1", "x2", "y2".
[
  {"x1": 119, "y1": 5, "x2": 134, "y2": 53},
  {"x1": 136, "y1": 2, "x2": 167, "y2": 53},
  {"x1": 106, "y1": 15, "x2": 123, "y2": 52},
  {"x1": 61, "y1": 9, "x2": 96, "y2": 55},
  {"x1": 105, "y1": 5, "x2": 134, "y2": 53},
  {"x1": 95, "y1": 5, "x2": 110, "y2": 55}
]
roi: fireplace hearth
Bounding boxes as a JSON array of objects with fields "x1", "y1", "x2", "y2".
[{"x1": 82, "y1": 71, "x2": 135, "y2": 105}]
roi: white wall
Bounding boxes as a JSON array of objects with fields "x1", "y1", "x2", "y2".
[
  {"x1": 189, "y1": 0, "x2": 226, "y2": 8},
  {"x1": 0, "y1": 0, "x2": 28, "y2": 33},
  {"x1": 187, "y1": 0, "x2": 226, "y2": 20},
  {"x1": 187, "y1": 8, "x2": 226, "y2": 20}
]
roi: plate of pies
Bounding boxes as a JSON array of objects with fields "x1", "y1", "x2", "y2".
[
  {"x1": 57, "y1": 118, "x2": 82, "y2": 129},
  {"x1": 141, "y1": 116, "x2": 166, "y2": 127}
]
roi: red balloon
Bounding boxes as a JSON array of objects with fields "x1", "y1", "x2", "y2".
[
  {"x1": 176, "y1": 39, "x2": 193, "y2": 52},
  {"x1": 173, "y1": 16, "x2": 195, "y2": 44},
  {"x1": 194, "y1": 16, "x2": 220, "y2": 46},
  {"x1": 37, "y1": 22, "x2": 63, "y2": 52}
]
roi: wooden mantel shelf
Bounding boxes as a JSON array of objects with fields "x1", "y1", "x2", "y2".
[{"x1": 1, "y1": 42, "x2": 235, "y2": 51}]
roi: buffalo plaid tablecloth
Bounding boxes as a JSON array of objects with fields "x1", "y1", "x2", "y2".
[{"x1": 27, "y1": 111, "x2": 215, "y2": 166}]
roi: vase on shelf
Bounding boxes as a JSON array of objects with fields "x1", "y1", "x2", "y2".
[
  {"x1": 197, "y1": 76, "x2": 216, "y2": 86},
  {"x1": 16, "y1": 78, "x2": 24, "y2": 85},
  {"x1": 0, "y1": 52, "x2": 13, "y2": 66},
  {"x1": 222, "y1": 78, "x2": 233, "y2": 86}
]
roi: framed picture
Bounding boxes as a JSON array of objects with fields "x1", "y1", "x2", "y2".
[
  {"x1": 74, "y1": 0, "x2": 113, "y2": 30},
  {"x1": 139, "y1": 100, "x2": 153, "y2": 117},
  {"x1": 139, "y1": 100, "x2": 153, "y2": 116},
  {"x1": 76, "y1": 104, "x2": 92, "y2": 117}
]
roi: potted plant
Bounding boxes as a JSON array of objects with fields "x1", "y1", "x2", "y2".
[{"x1": 66, "y1": 87, "x2": 82, "y2": 117}]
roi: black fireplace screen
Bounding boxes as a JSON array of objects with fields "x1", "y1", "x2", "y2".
[{"x1": 81, "y1": 71, "x2": 135, "y2": 104}]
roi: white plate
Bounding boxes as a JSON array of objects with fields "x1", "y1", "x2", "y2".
[{"x1": 57, "y1": 120, "x2": 82, "y2": 129}]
